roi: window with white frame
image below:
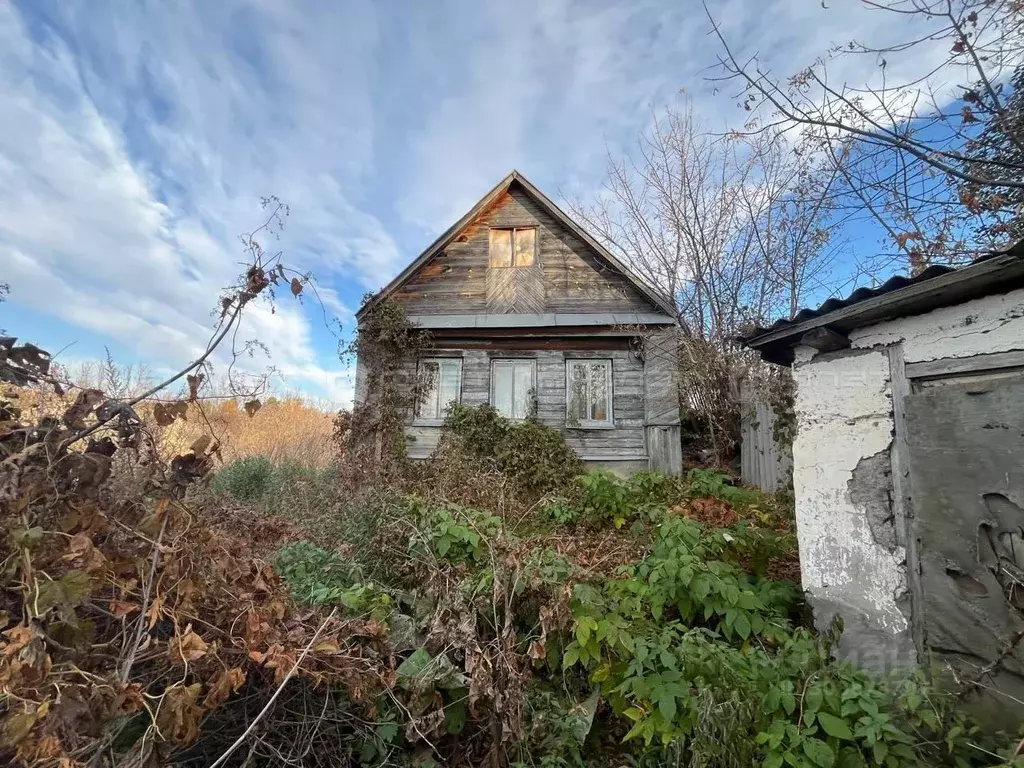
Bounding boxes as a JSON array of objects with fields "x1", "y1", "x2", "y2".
[
  {"x1": 491, "y1": 359, "x2": 535, "y2": 420},
  {"x1": 566, "y1": 359, "x2": 613, "y2": 427},
  {"x1": 417, "y1": 358, "x2": 462, "y2": 421}
]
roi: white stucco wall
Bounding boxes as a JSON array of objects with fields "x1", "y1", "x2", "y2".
[
  {"x1": 792, "y1": 346, "x2": 909, "y2": 666},
  {"x1": 792, "y1": 286, "x2": 1024, "y2": 670},
  {"x1": 850, "y1": 288, "x2": 1024, "y2": 362}
]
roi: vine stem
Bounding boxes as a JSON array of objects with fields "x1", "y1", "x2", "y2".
[{"x1": 58, "y1": 299, "x2": 246, "y2": 454}]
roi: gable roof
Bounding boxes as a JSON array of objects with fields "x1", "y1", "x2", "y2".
[{"x1": 357, "y1": 170, "x2": 677, "y2": 318}]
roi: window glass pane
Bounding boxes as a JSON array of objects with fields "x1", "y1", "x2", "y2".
[
  {"x1": 514, "y1": 228, "x2": 536, "y2": 266},
  {"x1": 568, "y1": 362, "x2": 588, "y2": 420},
  {"x1": 489, "y1": 229, "x2": 512, "y2": 268},
  {"x1": 590, "y1": 362, "x2": 609, "y2": 422},
  {"x1": 419, "y1": 361, "x2": 440, "y2": 418},
  {"x1": 439, "y1": 361, "x2": 460, "y2": 415},
  {"x1": 493, "y1": 362, "x2": 514, "y2": 417},
  {"x1": 513, "y1": 362, "x2": 533, "y2": 419}
]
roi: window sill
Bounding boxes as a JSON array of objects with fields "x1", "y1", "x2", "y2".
[
  {"x1": 412, "y1": 418, "x2": 446, "y2": 427},
  {"x1": 566, "y1": 422, "x2": 616, "y2": 430}
]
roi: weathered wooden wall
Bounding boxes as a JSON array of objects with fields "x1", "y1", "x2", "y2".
[
  {"x1": 393, "y1": 187, "x2": 657, "y2": 316},
  {"x1": 739, "y1": 383, "x2": 792, "y2": 492},
  {"x1": 403, "y1": 347, "x2": 649, "y2": 462}
]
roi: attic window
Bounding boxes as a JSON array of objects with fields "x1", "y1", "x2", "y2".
[{"x1": 489, "y1": 228, "x2": 536, "y2": 268}]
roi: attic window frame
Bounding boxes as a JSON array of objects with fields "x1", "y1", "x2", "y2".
[{"x1": 489, "y1": 227, "x2": 537, "y2": 268}]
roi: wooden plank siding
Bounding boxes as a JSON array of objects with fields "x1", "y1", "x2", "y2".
[
  {"x1": 403, "y1": 347, "x2": 649, "y2": 461},
  {"x1": 393, "y1": 188, "x2": 656, "y2": 316},
  {"x1": 739, "y1": 383, "x2": 793, "y2": 492},
  {"x1": 358, "y1": 174, "x2": 681, "y2": 474}
]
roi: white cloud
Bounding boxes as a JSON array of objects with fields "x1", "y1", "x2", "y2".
[
  {"x1": 0, "y1": 0, "x2": 957, "y2": 411},
  {"x1": 0, "y1": 2, "x2": 377, "y2": 404}
]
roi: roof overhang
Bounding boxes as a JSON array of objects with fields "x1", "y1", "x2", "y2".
[
  {"x1": 406, "y1": 312, "x2": 677, "y2": 330},
  {"x1": 744, "y1": 247, "x2": 1024, "y2": 366}
]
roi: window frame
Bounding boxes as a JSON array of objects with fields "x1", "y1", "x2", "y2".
[
  {"x1": 415, "y1": 357, "x2": 463, "y2": 425},
  {"x1": 488, "y1": 226, "x2": 537, "y2": 268},
  {"x1": 565, "y1": 358, "x2": 614, "y2": 429},
  {"x1": 489, "y1": 358, "x2": 537, "y2": 421}
]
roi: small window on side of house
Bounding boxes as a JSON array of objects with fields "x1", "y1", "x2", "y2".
[
  {"x1": 489, "y1": 227, "x2": 536, "y2": 268},
  {"x1": 566, "y1": 359, "x2": 613, "y2": 428},
  {"x1": 417, "y1": 358, "x2": 462, "y2": 421},
  {"x1": 491, "y1": 359, "x2": 536, "y2": 420}
]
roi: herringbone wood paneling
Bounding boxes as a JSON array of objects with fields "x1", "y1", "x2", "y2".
[{"x1": 486, "y1": 265, "x2": 546, "y2": 313}]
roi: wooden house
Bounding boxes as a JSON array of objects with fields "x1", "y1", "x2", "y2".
[{"x1": 355, "y1": 170, "x2": 682, "y2": 475}]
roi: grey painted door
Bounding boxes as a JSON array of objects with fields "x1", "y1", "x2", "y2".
[{"x1": 904, "y1": 372, "x2": 1024, "y2": 702}]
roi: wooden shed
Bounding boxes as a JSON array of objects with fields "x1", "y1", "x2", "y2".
[{"x1": 355, "y1": 170, "x2": 682, "y2": 475}]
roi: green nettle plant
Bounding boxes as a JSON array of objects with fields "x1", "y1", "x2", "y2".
[
  {"x1": 262, "y1": 438, "x2": 1020, "y2": 768},
  {"x1": 274, "y1": 540, "x2": 393, "y2": 619},
  {"x1": 407, "y1": 500, "x2": 502, "y2": 565}
]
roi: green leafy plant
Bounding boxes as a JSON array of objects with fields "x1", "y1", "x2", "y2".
[
  {"x1": 443, "y1": 404, "x2": 583, "y2": 497},
  {"x1": 408, "y1": 501, "x2": 502, "y2": 565},
  {"x1": 684, "y1": 467, "x2": 760, "y2": 506},
  {"x1": 540, "y1": 496, "x2": 584, "y2": 525},
  {"x1": 273, "y1": 540, "x2": 393, "y2": 619},
  {"x1": 211, "y1": 455, "x2": 275, "y2": 501},
  {"x1": 578, "y1": 470, "x2": 635, "y2": 528}
]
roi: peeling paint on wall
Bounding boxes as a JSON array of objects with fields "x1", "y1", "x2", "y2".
[
  {"x1": 790, "y1": 287, "x2": 1024, "y2": 673},
  {"x1": 791, "y1": 347, "x2": 912, "y2": 671},
  {"x1": 851, "y1": 289, "x2": 1024, "y2": 362},
  {"x1": 849, "y1": 450, "x2": 898, "y2": 553}
]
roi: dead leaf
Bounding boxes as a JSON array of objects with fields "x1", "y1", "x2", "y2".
[
  {"x1": 204, "y1": 667, "x2": 246, "y2": 708},
  {"x1": 32, "y1": 734, "x2": 62, "y2": 760},
  {"x1": 186, "y1": 372, "x2": 205, "y2": 402},
  {"x1": 156, "y1": 683, "x2": 204, "y2": 744},
  {"x1": 110, "y1": 600, "x2": 139, "y2": 619},
  {"x1": 313, "y1": 637, "x2": 341, "y2": 655},
  {"x1": 169, "y1": 625, "x2": 209, "y2": 665},
  {"x1": 62, "y1": 532, "x2": 107, "y2": 572},
  {"x1": 244, "y1": 400, "x2": 261, "y2": 417},
  {"x1": 528, "y1": 640, "x2": 546, "y2": 660},
  {"x1": 62, "y1": 389, "x2": 104, "y2": 428},
  {"x1": 290, "y1": 277, "x2": 303, "y2": 296},
  {"x1": 146, "y1": 595, "x2": 165, "y2": 630},
  {"x1": 3, "y1": 710, "x2": 37, "y2": 745},
  {"x1": 153, "y1": 401, "x2": 188, "y2": 427},
  {"x1": 190, "y1": 435, "x2": 212, "y2": 455}
]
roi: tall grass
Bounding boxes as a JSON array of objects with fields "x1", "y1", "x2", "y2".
[
  {"x1": 209, "y1": 456, "x2": 344, "y2": 541},
  {"x1": 161, "y1": 397, "x2": 335, "y2": 468},
  {"x1": 4, "y1": 378, "x2": 336, "y2": 470}
]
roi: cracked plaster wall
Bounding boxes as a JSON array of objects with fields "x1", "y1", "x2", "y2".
[{"x1": 791, "y1": 287, "x2": 1024, "y2": 671}]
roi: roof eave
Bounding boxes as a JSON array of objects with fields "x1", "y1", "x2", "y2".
[{"x1": 744, "y1": 249, "x2": 1024, "y2": 366}]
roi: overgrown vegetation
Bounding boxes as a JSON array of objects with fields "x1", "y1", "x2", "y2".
[
  {"x1": 3, "y1": 289, "x2": 1021, "y2": 767},
  {"x1": 441, "y1": 402, "x2": 584, "y2": 498}
]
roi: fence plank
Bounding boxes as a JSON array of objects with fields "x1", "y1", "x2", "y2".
[{"x1": 739, "y1": 383, "x2": 792, "y2": 492}]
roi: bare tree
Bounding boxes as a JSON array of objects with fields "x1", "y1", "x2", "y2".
[
  {"x1": 710, "y1": 0, "x2": 1024, "y2": 274},
  {"x1": 569, "y1": 101, "x2": 843, "y2": 459}
]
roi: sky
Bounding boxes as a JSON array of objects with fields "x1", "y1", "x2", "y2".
[{"x1": 0, "y1": 0, "x2": 934, "y2": 406}]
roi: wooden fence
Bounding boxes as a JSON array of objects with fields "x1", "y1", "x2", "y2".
[{"x1": 739, "y1": 384, "x2": 792, "y2": 492}]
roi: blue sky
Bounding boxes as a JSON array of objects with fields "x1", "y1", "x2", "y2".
[{"x1": 0, "y1": 0, "x2": 932, "y2": 405}]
